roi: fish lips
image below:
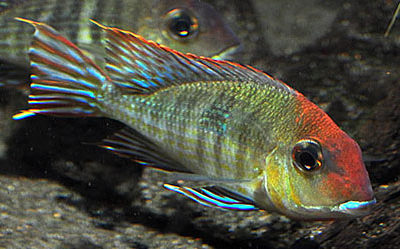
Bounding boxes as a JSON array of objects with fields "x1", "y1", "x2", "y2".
[
  {"x1": 332, "y1": 198, "x2": 377, "y2": 217},
  {"x1": 293, "y1": 198, "x2": 377, "y2": 220}
]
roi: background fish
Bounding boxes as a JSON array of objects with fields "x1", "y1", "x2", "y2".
[
  {"x1": 15, "y1": 19, "x2": 374, "y2": 220},
  {"x1": 0, "y1": 0, "x2": 240, "y2": 86}
]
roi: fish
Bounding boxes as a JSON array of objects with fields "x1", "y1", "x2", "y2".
[
  {"x1": 13, "y1": 18, "x2": 375, "y2": 220},
  {"x1": 0, "y1": 0, "x2": 240, "y2": 86}
]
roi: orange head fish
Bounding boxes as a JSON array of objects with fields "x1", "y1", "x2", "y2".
[
  {"x1": 13, "y1": 18, "x2": 374, "y2": 220},
  {"x1": 255, "y1": 95, "x2": 375, "y2": 219}
]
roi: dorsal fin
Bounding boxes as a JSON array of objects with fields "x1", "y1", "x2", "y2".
[{"x1": 91, "y1": 20, "x2": 295, "y2": 95}]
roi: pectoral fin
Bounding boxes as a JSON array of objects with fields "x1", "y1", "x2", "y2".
[{"x1": 100, "y1": 127, "x2": 190, "y2": 173}]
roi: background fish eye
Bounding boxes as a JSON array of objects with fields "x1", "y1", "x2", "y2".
[
  {"x1": 292, "y1": 139, "x2": 323, "y2": 173},
  {"x1": 164, "y1": 8, "x2": 199, "y2": 41}
]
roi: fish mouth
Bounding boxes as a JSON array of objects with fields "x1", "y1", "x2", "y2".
[
  {"x1": 285, "y1": 198, "x2": 376, "y2": 220},
  {"x1": 331, "y1": 198, "x2": 377, "y2": 216},
  {"x1": 211, "y1": 44, "x2": 242, "y2": 60}
]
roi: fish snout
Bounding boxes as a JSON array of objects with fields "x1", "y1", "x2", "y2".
[
  {"x1": 321, "y1": 169, "x2": 375, "y2": 217},
  {"x1": 333, "y1": 173, "x2": 375, "y2": 217}
]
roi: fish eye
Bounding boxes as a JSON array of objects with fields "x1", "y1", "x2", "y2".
[
  {"x1": 164, "y1": 8, "x2": 199, "y2": 41},
  {"x1": 292, "y1": 140, "x2": 323, "y2": 172}
]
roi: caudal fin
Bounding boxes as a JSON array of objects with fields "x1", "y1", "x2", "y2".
[{"x1": 13, "y1": 18, "x2": 110, "y2": 120}]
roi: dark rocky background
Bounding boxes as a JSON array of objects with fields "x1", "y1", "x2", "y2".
[{"x1": 0, "y1": 0, "x2": 399, "y2": 248}]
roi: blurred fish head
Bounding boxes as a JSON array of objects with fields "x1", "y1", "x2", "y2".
[
  {"x1": 137, "y1": 0, "x2": 241, "y2": 59},
  {"x1": 258, "y1": 97, "x2": 375, "y2": 220}
]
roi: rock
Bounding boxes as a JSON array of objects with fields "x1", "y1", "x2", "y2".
[{"x1": 251, "y1": 0, "x2": 339, "y2": 56}]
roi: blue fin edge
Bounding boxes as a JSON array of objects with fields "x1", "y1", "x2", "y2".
[{"x1": 164, "y1": 184, "x2": 258, "y2": 211}]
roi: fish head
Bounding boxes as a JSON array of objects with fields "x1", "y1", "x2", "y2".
[
  {"x1": 260, "y1": 97, "x2": 375, "y2": 220},
  {"x1": 137, "y1": 0, "x2": 241, "y2": 59}
]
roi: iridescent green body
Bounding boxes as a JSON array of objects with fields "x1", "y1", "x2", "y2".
[{"x1": 103, "y1": 81, "x2": 296, "y2": 184}]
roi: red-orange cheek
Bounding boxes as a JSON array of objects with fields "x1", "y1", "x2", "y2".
[{"x1": 320, "y1": 172, "x2": 353, "y2": 201}]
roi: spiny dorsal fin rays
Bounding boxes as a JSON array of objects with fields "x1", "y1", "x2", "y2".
[
  {"x1": 13, "y1": 18, "x2": 111, "y2": 119},
  {"x1": 89, "y1": 20, "x2": 295, "y2": 95}
]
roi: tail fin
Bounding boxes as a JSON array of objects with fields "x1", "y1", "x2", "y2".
[{"x1": 13, "y1": 18, "x2": 110, "y2": 120}]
